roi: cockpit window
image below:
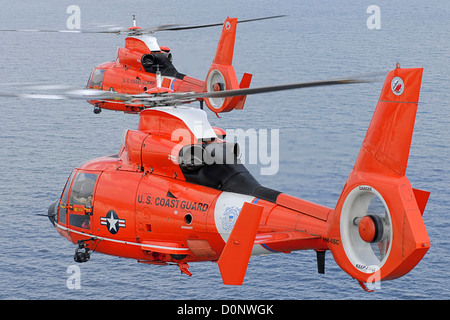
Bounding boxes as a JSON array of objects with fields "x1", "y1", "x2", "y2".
[
  {"x1": 91, "y1": 69, "x2": 105, "y2": 89},
  {"x1": 58, "y1": 170, "x2": 76, "y2": 224},
  {"x1": 68, "y1": 172, "x2": 98, "y2": 230},
  {"x1": 70, "y1": 173, "x2": 98, "y2": 207}
]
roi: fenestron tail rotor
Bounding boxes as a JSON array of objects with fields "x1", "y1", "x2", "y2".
[{"x1": 339, "y1": 186, "x2": 393, "y2": 272}]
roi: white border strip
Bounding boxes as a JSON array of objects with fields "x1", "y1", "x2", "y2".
[{"x1": 55, "y1": 223, "x2": 189, "y2": 252}]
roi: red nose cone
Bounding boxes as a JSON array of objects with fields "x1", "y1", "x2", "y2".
[{"x1": 358, "y1": 216, "x2": 377, "y2": 243}]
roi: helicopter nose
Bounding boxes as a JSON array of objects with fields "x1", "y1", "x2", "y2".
[{"x1": 47, "y1": 201, "x2": 58, "y2": 226}]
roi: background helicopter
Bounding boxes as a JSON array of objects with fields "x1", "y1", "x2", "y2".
[
  {"x1": 1, "y1": 15, "x2": 287, "y2": 114},
  {"x1": 83, "y1": 15, "x2": 281, "y2": 114},
  {"x1": 0, "y1": 16, "x2": 375, "y2": 118}
]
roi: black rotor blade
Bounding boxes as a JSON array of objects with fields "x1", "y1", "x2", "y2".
[
  {"x1": 0, "y1": 15, "x2": 286, "y2": 35},
  {"x1": 175, "y1": 77, "x2": 375, "y2": 101},
  {"x1": 0, "y1": 28, "x2": 84, "y2": 33},
  {"x1": 158, "y1": 15, "x2": 287, "y2": 32},
  {"x1": 0, "y1": 75, "x2": 378, "y2": 108},
  {"x1": 0, "y1": 27, "x2": 130, "y2": 34}
]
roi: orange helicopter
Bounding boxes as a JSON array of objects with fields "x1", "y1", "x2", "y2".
[
  {"x1": 1, "y1": 15, "x2": 285, "y2": 114},
  {"x1": 84, "y1": 15, "x2": 266, "y2": 114},
  {"x1": 2, "y1": 18, "x2": 430, "y2": 291},
  {"x1": 45, "y1": 61, "x2": 428, "y2": 292}
]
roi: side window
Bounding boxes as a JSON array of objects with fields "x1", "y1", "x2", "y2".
[
  {"x1": 58, "y1": 170, "x2": 76, "y2": 224},
  {"x1": 86, "y1": 73, "x2": 92, "y2": 88},
  {"x1": 69, "y1": 172, "x2": 99, "y2": 230}
]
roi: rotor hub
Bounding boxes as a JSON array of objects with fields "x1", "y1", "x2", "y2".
[{"x1": 357, "y1": 215, "x2": 384, "y2": 243}]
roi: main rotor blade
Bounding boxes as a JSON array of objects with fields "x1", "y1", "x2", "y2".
[
  {"x1": 0, "y1": 28, "x2": 85, "y2": 33},
  {"x1": 0, "y1": 27, "x2": 129, "y2": 34},
  {"x1": 0, "y1": 15, "x2": 286, "y2": 35},
  {"x1": 0, "y1": 86, "x2": 133, "y2": 101},
  {"x1": 0, "y1": 74, "x2": 378, "y2": 108},
  {"x1": 173, "y1": 77, "x2": 375, "y2": 101},
  {"x1": 158, "y1": 15, "x2": 287, "y2": 32}
]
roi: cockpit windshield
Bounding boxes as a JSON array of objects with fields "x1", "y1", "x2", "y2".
[
  {"x1": 70, "y1": 172, "x2": 98, "y2": 208},
  {"x1": 87, "y1": 69, "x2": 105, "y2": 90}
]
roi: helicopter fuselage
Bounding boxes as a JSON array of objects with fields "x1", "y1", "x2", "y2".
[
  {"x1": 49, "y1": 106, "x2": 330, "y2": 276},
  {"x1": 85, "y1": 35, "x2": 206, "y2": 113}
]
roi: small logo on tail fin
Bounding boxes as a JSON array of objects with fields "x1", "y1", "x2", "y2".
[{"x1": 391, "y1": 76, "x2": 405, "y2": 95}]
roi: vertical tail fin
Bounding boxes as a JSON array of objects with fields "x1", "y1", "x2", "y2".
[
  {"x1": 327, "y1": 66, "x2": 430, "y2": 286},
  {"x1": 211, "y1": 17, "x2": 237, "y2": 66},
  {"x1": 203, "y1": 17, "x2": 252, "y2": 113},
  {"x1": 353, "y1": 67, "x2": 423, "y2": 176}
]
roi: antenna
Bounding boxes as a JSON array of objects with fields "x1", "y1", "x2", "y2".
[{"x1": 133, "y1": 15, "x2": 137, "y2": 27}]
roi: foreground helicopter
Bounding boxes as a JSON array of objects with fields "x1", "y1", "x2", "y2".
[
  {"x1": 3, "y1": 17, "x2": 430, "y2": 291},
  {"x1": 44, "y1": 54, "x2": 429, "y2": 292}
]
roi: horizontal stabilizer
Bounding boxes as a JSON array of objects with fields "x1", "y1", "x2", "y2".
[
  {"x1": 218, "y1": 202, "x2": 263, "y2": 285},
  {"x1": 254, "y1": 230, "x2": 319, "y2": 244},
  {"x1": 255, "y1": 230, "x2": 321, "y2": 253},
  {"x1": 413, "y1": 188, "x2": 430, "y2": 215},
  {"x1": 233, "y1": 73, "x2": 253, "y2": 110}
]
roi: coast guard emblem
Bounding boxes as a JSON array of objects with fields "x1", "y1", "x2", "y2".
[{"x1": 221, "y1": 206, "x2": 240, "y2": 232}]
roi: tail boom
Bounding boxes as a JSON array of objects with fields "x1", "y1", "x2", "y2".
[{"x1": 211, "y1": 66, "x2": 429, "y2": 288}]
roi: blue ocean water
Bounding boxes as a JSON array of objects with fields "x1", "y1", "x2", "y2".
[{"x1": 0, "y1": 0, "x2": 449, "y2": 300}]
